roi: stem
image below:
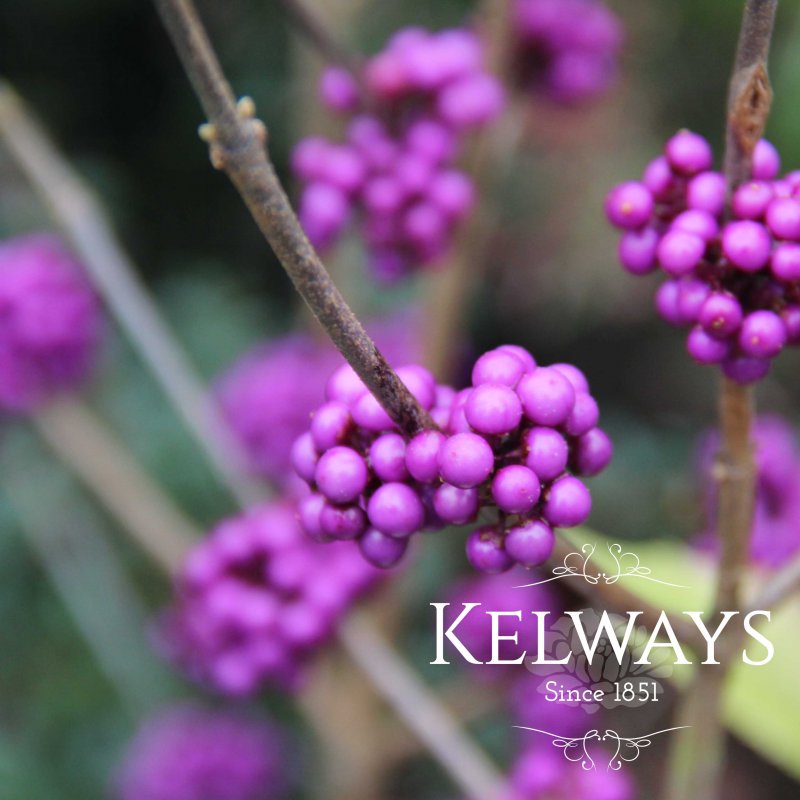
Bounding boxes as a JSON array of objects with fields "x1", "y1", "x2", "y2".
[
  {"x1": 33, "y1": 398, "x2": 199, "y2": 574},
  {"x1": 338, "y1": 611, "x2": 507, "y2": 800},
  {"x1": 276, "y1": 0, "x2": 362, "y2": 75},
  {"x1": 663, "y1": 5, "x2": 776, "y2": 799},
  {"x1": 152, "y1": 0, "x2": 435, "y2": 436},
  {"x1": 0, "y1": 81, "x2": 265, "y2": 509}
]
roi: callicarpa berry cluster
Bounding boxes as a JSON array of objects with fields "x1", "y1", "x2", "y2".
[
  {"x1": 512, "y1": 0, "x2": 623, "y2": 105},
  {"x1": 158, "y1": 503, "x2": 381, "y2": 696},
  {"x1": 114, "y1": 703, "x2": 288, "y2": 800},
  {"x1": 292, "y1": 346, "x2": 612, "y2": 573},
  {"x1": 294, "y1": 27, "x2": 504, "y2": 282},
  {"x1": 0, "y1": 233, "x2": 102, "y2": 412},
  {"x1": 605, "y1": 129, "x2": 800, "y2": 384}
]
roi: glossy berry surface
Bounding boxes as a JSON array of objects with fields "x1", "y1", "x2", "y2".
[
  {"x1": 293, "y1": 346, "x2": 611, "y2": 574},
  {"x1": 606, "y1": 130, "x2": 800, "y2": 383}
]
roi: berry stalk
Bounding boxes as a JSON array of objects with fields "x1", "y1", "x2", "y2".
[
  {"x1": 663, "y1": 4, "x2": 777, "y2": 800},
  {"x1": 152, "y1": 0, "x2": 436, "y2": 437}
]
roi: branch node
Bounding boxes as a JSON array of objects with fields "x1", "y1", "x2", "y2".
[
  {"x1": 729, "y1": 63, "x2": 773, "y2": 154},
  {"x1": 197, "y1": 121, "x2": 217, "y2": 143},
  {"x1": 236, "y1": 95, "x2": 256, "y2": 119}
]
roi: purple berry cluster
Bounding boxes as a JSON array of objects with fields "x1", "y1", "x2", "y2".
[
  {"x1": 513, "y1": 0, "x2": 623, "y2": 105},
  {"x1": 294, "y1": 27, "x2": 504, "y2": 282},
  {"x1": 698, "y1": 415, "x2": 800, "y2": 568},
  {"x1": 605, "y1": 129, "x2": 800, "y2": 383},
  {"x1": 158, "y1": 502, "x2": 381, "y2": 696},
  {"x1": 114, "y1": 703, "x2": 288, "y2": 800},
  {"x1": 0, "y1": 233, "x2": 102, "y2": 412},
  {"x1": 216, "y1": 312, "x2": 418, "y2": 485},
  {"x1": 293, "y1": 346, "x2": 612, "y2": 574}
]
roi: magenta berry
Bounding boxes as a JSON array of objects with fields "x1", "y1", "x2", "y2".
[
  {"x1": 604, "y1": 182, "x2": 653, "y2": 230},
  {"x1": 292, "y1": 27, "x2": 504, "y2": 282},
  {"x1": 607, "y1": 132, "x2": 800, "y2": 383},
  {"x1": 438, "y1": 432, "x2": 495, "y2": 488},
  {"x1": 0, "y1": 233, "x2": 102, "y2": 413},
  {"x1": 294, "y1": 347, "x2": 609, "y2": 574},
  {"x1": 158, "y1": 503, "x2": 380, "y2": 694},
  {"x1": 492, "y1": 465, "x2": 541, "y2": 514}
]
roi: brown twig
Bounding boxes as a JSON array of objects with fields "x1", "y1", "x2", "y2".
[
  {"x1": 662, "y1": 4, "x2": 777, "y2": 800},
  {"x1": 152, "y1": 0, "x2": 434, "y2": 436}
]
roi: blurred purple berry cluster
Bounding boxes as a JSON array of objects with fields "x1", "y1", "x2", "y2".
[
  {"x1": 513, "y1": 0, "x2": 623, "y2": 105},
  {"x1": 0, "y1": 233, "x2": 102, "y2": 412},
  {"x1": 606, "y1": 129, "x2": 800, "y2": 383},
  {"x1": 293, "y1": 27, "x2": 504, "y2": 282},
  {"x1": 293, "y1": 345, "x2": 612, "y2": 574},
  {"x1": 216, "y1": 312, "x2": 418, "y2": 486},
  {"x1": 114, "y1": 703, "x2": 288, "y2": 800},
  {"x1": 698, "y1": 415, "x2": 800, "y2": 568},
  {"x1": 158, "y1": 502, "x2": 381, "y2": 696}
]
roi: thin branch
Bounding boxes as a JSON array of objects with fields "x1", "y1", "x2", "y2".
[
  {"x1": 663, "y1": 4, "x2": 777, "y2": 799},
  {"x1": 276, "y1": 0, "x2": 362, "y2": 75},
  {"x1": 152, "y1": 0, "x2": 435, "y2": 436},
  {"x1": 33, "y1": 398, "x2": 199, "y2": 574},
  {"x1": 338, "y1": 610, "x2": 508, "y2": 800},
  {"x1": 0, "y1": 81, "x2": 266, "y2": 508}
]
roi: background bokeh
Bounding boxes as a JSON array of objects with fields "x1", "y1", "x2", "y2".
[{"x1": 1, "y1": 0, "x2": 800, "y2": 797}]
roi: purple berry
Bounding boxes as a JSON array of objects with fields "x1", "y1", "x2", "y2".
[
  {"x1": 604, "y1": 182, "x2": 653, "y2": 230},
  {"x1": 433, "y1": 483, "x2": 479, "y2": 524},
  {"x1": 687, "y1": 326, "x2": 732, "y2": 364},
  {"x1": 320, "y1": 503, "x2": 368, "y2": 540},
  {"x1": 543, "y1": 475, "x2": 591, "y2": 527},
  {"x1": 671, "y1": 210, "x2": 719, "y2": 242},
  {"x1": 665, "y1": 130, "x2": 713, "y2": 175},
  {"x1": 320, "y1": 66, "x2": 360, "y2": 112},
  {"x1": 438, "y1": 432, "x2": 495, "y2": 488},
  {"x1": 496, "y1": 344, "x2": 537, "y2": 371},
  {"x1": 491, "y1": 465, "x2": 541, "y2": 514},
  {"x1": 686, "y1": 171, "x2": 726, "y2": 215},
  {"x1": 642, "y1": 156, "x2": 673, "y2": 198},
  {"x1": 406, "y1": 430, "x2": 446, "y2": 483},
  {"x1": 523, "y1": 427, "x2": 569, "y2": 481},
  {"x1": 766, "y1": 197, "x2": 800, "y2": 240},
  {"x1": 722, "y1": 221, "x2": 772, "y2": 272},
  {"x1": 698, "y1": 292, "x2": 743, "y2": 338},
  {"x1": 564, "y1": 392, "x2": 600, "y2": 436},
  {"x1": 738, "y1": 310, "x2": 787, "y2": 358},
  {"x1": 471, "y1": 347, "x2": 528, "y2": 387},
  {"x1": 573, "y1": 427, "x2": 613, "y2": 476},
  {"x1": 359, "y1": 528, "x2": 408, "y2": 568},
  {"x1": 464, "y1": 383, "x2": 523, "y2": 435},
  {"x1": 752, "y1": 139, "x2": 780, "y2": 180},
  {"x1": 291, "y1": 432, "x2": 318, "y2": 482},
  {"x1": 369, "y1": 433, "x2": 409, "y2": 482},
  {"x1": 782, "y1": 305, "x2": 800, "y2": 344},
  {"x1": 657, "y1": 230, "x2": 706, "y2": 276},
  {"x1": 771, "y1": 242, "x2": 800, "y2": 281},
  {"x1": 723, "y1": 356, "x2": 771, "y2": 384},
  {"x1": 517, "y1": 367, "x2": 576, "y2": 426},
  {"x1": 367, "y1": 482, "x2": 425, "y2": 537},
  {"x1": 550, "y1": 363, "x2": 590, "y2": 393},
  {"x1": 505, "y1": 519, "x2": 555, "y2": 567},
  {"x1": 618, "y1": 227, "x2": 659, "y2": 274},
  {"x1": 466, "y1": 527, "x2": 513, "y2": 574},
  {"x1": 732, "y1": 181, "x2": 773, "y2": 219},
  {"x1": 311, "y1": 401, "x2": 351, "y2": 451},
  {"x1": 315, "y1": 446, "x2": 369, "y2": 503},
  {"x1": 297, "y1": 493, "x2": 328, "y2": 542}
]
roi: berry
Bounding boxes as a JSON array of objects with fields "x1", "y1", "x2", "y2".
[
  {"x1": 722, "y1": 221, "x2": 772, "y2": 272},
  {"x1": 464, "y1": 383, "x2": 523, "y2": 434},
  {"x1": 738, "y1": 310, "x2": 787, "y2": 359},
  {"x1": 657, "y1": 230, "x2": 706, "y2": 276},
  {"x1": 315, "y1": 447, "x2": 369, "y2": 503},
  {"x1": 517, "y1": 367, "x2": 576, "y2": 426},
  {"x1": 665, "y1": 129, "x2": 713, "y2": 175},
  {"x1": 359, "y1": 528, "x2": 408, "y2": 568},
  {"x1": 433, "y1": 483, "x2": 479, "y2": 524},
  {"x1": 604, "y1": 182, "x2": 653, "y2": 230},
  {"x1": 492, "y1": 465, "x2": 541, "y2": 514},
  {"x1": 698, "y1": 292, "x2": 743, "y2": 338},
  {"x1": 573, "y1": 427, "x2": 613, "y2": 476},
  {"x1": 367, "y1": 482, "x2": 426, "y2": 537},
  {"x1": 543, "y1": 475, "x2": 591, "y2": 527},
  {"x1": 438, "y1": 432, "x2": 495, "y2": 488},
  {"x1": 369, "y1": 433, "x2": 409, "y2": 482},
  {"x1": 504, "y1": 519, "x2": 555, "y2": 567},
  {"x1": 524, "y1": 427, "x2": 569, "y2": 481},
  {"x1": 406, "y1": 430, "x2": 446, "y2": 482},
  {"x1": 466, "y1": 527, "x2": 514, "y2": 573}
]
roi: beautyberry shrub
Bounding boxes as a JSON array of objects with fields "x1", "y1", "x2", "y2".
[
  {"x1": 158, "y1": 502, "x2": 381, "y2": 696},
  {"x1": 293, "y1": 27, "x2": 504, "y2": 282},
  {"x1": 513, "y1": 0, "x2": 623, "y2": 105},
  {"x1": 0, "y1": 233, "x2": 102, "y2": 412},
  {"x1": 293, "y1": 345, "x2": 612, "y2": 574},
  {"x1": 605, "y1": 130, "x2": 800, "y2": 383},
  {"x1": 114, "y1": 703, "x2": 288, "y2": 800}
]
